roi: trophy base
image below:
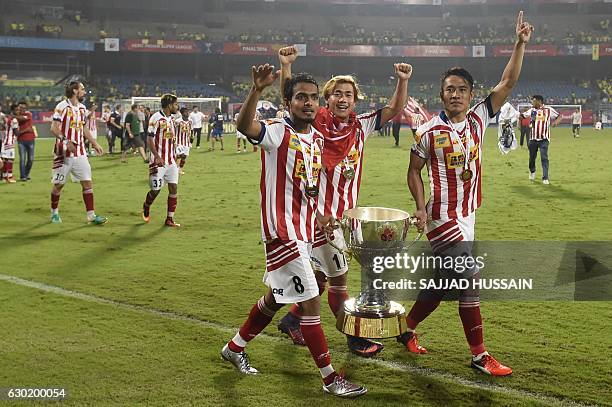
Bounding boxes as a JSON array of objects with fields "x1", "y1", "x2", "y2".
[{"x1": 336, "y1": 298, "x2": 407, "y2": 339}]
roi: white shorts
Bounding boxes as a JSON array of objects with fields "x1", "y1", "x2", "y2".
[
  {"x1": 51, "y1": 155, "x2": 92, "y2": 185},
  {"x1": 311, "y1": 228, "x2": 349, "y2": 278},
  {"x1": 90, "y1": 130, "x2": 97, "y2": 140},
  {"x1": 149, "y1": 163, "x2": 179, "y2": 190},
  {"x1": 1, "y1": 148, "x2": 15, "y2": 159},
  {"x1": 262, "y1": 240, "x2": 319, "y2": 304},
  {"x1": 426, "y1": 213, "x2": 475, "y2": 242},
  {"x1": 176, "y1": 145, "x2": 190, "y2": 157},
  {"x1": 236, "y1": 131, "x2": 247, "y2": 140}
]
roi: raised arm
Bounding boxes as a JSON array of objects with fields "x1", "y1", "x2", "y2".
[
  {"x1": 237, "y1": 64, "x2": 279, "y2": 140},
  {"x1": 380, "y1": 63, "x2": 413, "y2": 125},
  {"x1": 278, "y1": 46, "x2": 298, "y2": 99},
  {"x1": 489, "y1": 11, "x2": 534, "y2": 113}
]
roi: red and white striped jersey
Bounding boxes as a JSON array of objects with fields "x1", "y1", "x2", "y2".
[
  {"x1": 254, "y1": 117, "x2": 324, "y2": 243},
  {"x1": 522, "y1": 106, "x2": 559, "y2": 141},
  {"x1": 411, "y1": 96, "x2": 495, "y2": 221},
  {"x1": 411, "y1": 113, "x2": 424, "y2": 129},
  {"x1": 86, "y1": 110, "x2": 97, "y2": 134},
  {"x1": 52, "y1": 100, "x2": 88, "y2": 157},
  {"x1": 2, "y1": 116, "x2": 19, "y2": 150},
  {"x1": 316, "y1": 109, "x2": 381, "y2": 220},
  {"x1": 148, "y1": 111, "x2": 176, "y2": 166},
  {"x1": 175, "y1": 118, "x2": 192, "y2": 147}
]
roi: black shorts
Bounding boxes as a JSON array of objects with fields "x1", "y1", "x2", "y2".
[
  {"x1": 572, "y1": 124, "x2": 580, "y2": 131},
  {"x1": 122, "y1": 135, "x2": 144, "y2": 151}
]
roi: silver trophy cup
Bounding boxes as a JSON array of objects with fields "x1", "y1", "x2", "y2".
[{"x1": 327, "y1": 207, "x2": 421, "y2": 338}]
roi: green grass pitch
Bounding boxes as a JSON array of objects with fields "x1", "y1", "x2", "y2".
[{"x1": 0, "y1": 127, "x2": 610, "y2": 406}]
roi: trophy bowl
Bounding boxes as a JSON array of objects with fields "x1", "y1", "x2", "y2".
[{"x1": 329, "y1": 207, "x2": 421, "y2": 339}]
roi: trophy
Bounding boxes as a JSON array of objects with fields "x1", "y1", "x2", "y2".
[{"x1": 327, "y1": 207, "x2": 421, "y2": 339}]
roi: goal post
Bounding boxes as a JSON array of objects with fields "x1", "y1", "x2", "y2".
[{"x1": 517, "y1": 103, "x2": 582, "y2": 125}]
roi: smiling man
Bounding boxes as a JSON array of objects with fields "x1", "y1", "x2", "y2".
[
  {"x1": 276, "y1": 45, "x2": 412, "y2": 358},
  {"x1": 221, "y1": 64, "x2": 367, "y2": 398},
  {"x1": 404, "y1": 11, "x2": 534, "y2": 376}
]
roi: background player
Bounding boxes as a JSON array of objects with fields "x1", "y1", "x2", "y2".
[
  {"x1": 522, "y1": 94, "x2": 562, "y2": 184},
  {"x1": 209, "y1": 107, "x2": 224, "y2": 151},
  {"x1": 142, "y1": 94, "x2": 181, "y2": 227},
  {"x1": 50, "y1": 81, "x2": 106, "y2": 225},
  {"x1": 175, "y1": 107, "x2": 192, "y2": 174},
  {"x1": 1, "y1": 104, "x2": 20, "y2": 183},
  {"x1": 406, "y1": 10, "x2": 534, "y2": 376}
]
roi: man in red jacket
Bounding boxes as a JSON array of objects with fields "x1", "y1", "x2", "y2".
[{"x1": 16, "y1": 101, "x2": 36, "y2": 181}]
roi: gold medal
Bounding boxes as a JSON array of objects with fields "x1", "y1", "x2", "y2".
[
  {"x1": 342, "y1": 167, "x2": 355, "y2": 180},
  {"x1": 460, "y1": 169, "x2": 473, "y2": 182},
  {"x1": 305, "y1": 185, "x2": 319, "y2": 198}
]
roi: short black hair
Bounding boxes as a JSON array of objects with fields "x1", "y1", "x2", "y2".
[
  {"x1": 115, "y1": 104, "x2": 121, "y2": 110},
  {"x1": 180, "y1": 107, "x2": 188, "y2": 115},
  {"x1": 440, "y1": 67, "x2": 474, "y2": 91},
  {"x1": 65, "y1": 81, "x2": 82, "y2": 98},
  {"x1": 160, "y1": 93, "x2": 178, "y2": 108},
  {"x1": 283, "y1": 72, "x2": 318, "y2": 102},
  {"x1": 532, "y1": 95, "x2": 544, "y2": 103},
  {"x1": 192, "y1": 105, "x2": 198, "y2": 109},
  {"x1": 10, "y1": 103, "x2": 18, "y2": 112}
]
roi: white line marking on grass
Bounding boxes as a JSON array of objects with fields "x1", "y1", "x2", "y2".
[{"x1": 0, "y1": 274, "x2": 596, "y2": 407}]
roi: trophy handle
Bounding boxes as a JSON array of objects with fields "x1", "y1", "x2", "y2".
[
  {"x1": 324, "y1": 219, "x2": 351, "y2": 259},
  {"x1": 403, "y1": 217, "x2": 423, "y2": 250}
]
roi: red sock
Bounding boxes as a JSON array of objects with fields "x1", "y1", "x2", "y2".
[
  {"x1": 228, "y1": 296, "x2": 276, "y2": 352},
  {"x1": 144, "y1": 190, "x2": 157, "y2": 208},
  {"x1": 328, "y1": 286, "x2": 348, "y2": 317},
  {"x1": 167, "y1": 194, "x2": 177, "y2": 218},
  {"x1": 459, "y1": 301, "x2": 485, "y2": 355},
  {"x1": 179, "y1": 158, "x2": 185, "y2": 168},
  {"x1": 406, "y1": 300, "x2": 441, "y2": 330},
  {"x1": 5, "y1": 161, "x2": 13, "y2": 178},
  {"x1": 289, "y1": 279, "x2": 326, "y2": 318},
  {"x1": 300, "y1": 316, "x2": 337, "y2": 385},
  {"x1": 82, "y1": 188, "x2": 95, "y2": 212},
  {"x1": 289, "y1": 304, "x2": 302, "y2": 318},
  {"x1": 51, "y1": 192, "x2": 61, "y2": 210}
]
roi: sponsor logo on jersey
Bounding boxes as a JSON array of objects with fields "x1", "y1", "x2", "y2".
[{"x1": 434, "y1": 132, "x2": 451, "y2": 148}]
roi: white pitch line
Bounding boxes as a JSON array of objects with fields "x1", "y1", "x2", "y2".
[{"x1": 0, "y1": 274, "x2": 597, "y2": 407}]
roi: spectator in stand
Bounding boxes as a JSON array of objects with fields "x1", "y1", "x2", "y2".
[{"x1": 15, "y1": 101, "x2": 36, "y2": 181}]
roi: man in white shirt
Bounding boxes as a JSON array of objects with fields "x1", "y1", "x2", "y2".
[
  {"x1": 188, "y1": 106, "x2": 206, "y2": 149},
  {"x1": 497, "y1": 101, "x2": 519, "y2": 154},
  {"x1": 571, "y1": 108, "x2": 581, "y2": 138}
]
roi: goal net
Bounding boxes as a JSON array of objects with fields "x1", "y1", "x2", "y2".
[{"x1": 517, "y1": 103, "x2": 581, "y2": 125}]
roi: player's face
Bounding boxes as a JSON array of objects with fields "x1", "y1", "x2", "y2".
[
  {"x1": 76, "y1": 83, "x2": 86, "y2": 102},
  {"x1": 182, "y1": 111, "x2": 189, "y2": 120},
  {"x1": 440, "y1": 75, "x2": 473, "y2": 116},
  {"x1": 327, "y1": 83, "x2": 356, "y2": 121},
  {"x1": 169, "y1": 101, "x2": 179, "y2": 114},
  {"x1": 287, "y1": 82, "x2": 319, "y2": 124}
]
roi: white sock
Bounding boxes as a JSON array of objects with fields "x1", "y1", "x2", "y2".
[
  {"x1": 319, "y1": 364, "x2": 335, "y2": 379},
  {"x1": 87, "y1": 210, "x2": 95, "y2": 220},
  {"x1": 51, "y1": 208, "x2": 59, "y2": 215},
  {"x1": 231, "y1": 333, "x2": 247, "y2": 349},
  {"x1": 473, "y1": 351, "x2": 489, "y2": 361}
]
